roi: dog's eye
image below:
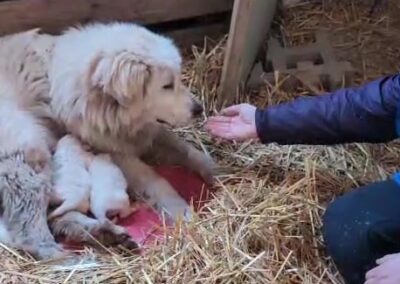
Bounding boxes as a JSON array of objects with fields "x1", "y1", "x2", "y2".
[{"x1": 162, "y1": 82, "x2": 174, "y2": 90}]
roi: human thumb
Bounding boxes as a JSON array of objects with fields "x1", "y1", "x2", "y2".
[{"x1": 220, "y1": 104, "x2": 242, "y2": 116}]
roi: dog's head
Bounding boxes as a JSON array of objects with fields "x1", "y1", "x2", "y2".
[{"x1": 81, "y1": 24, "x2": 203, "y2": 136}]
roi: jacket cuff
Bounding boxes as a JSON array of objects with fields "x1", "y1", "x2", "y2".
[{"x1": 255, "y1": 108, "x2": 270, "y2": 144}]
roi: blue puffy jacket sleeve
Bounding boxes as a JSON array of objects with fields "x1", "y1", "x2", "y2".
[{"x1": 255, "y1": 74, "x2": 400, "y2": 145}]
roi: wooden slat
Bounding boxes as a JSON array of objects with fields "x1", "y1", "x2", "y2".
[
  {"x1": 0, "y1": 0, "x2": 233, "y2": 35},
  {"x1": 218, "y1": 0, "x2": 277, "y2": 106}
]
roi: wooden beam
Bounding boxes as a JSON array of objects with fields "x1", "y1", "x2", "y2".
[
  {"x1": 218, "y1": 0, "x2": 277, "y2": 106},
  {"x1": 0, "y1": 0, "x2": 233, "y2": 35}
]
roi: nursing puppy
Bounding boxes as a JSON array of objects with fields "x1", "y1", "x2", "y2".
[
  {"x1": 48, "y1": 22, "x2": 216, "y2": 222},
  {"x1": 88, "y1": 154, "x2": 133, "y2": 222},
  {"x1": 49, "y1": 135, "x2": 92, "y2": 219}
]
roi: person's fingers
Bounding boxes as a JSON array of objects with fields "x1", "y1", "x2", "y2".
[
  {"x1": 377, "y1": 254, "x2": 397, "y2": 265},
  {"x1": 209, "y1": 130, "x2": 234, "y2": 140},
  {"x1": 208, "y1": 124, "x2": 231, "y2": 135},
  {"x1": 366, "y1": 266, "x2": 382, "y2": 280},
  {"x1": 208, "y1": 124, "x2": 235, "y2": 140},
  {"x1": 205, "y1": 121, "x2": 230, "y2": 134},
  {"x1": 365, "y1": 269, "x2": 383, "y2": 284},
  {"x1": 221, "y1": 105, "x2": 242, "y2": 116},
  {"x1": 206, "y1": 116, "x2": 233, "y2": 124}
]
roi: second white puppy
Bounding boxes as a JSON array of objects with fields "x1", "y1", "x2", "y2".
[
  {"x1": 89, "y1": 154, "x2": 134, "y2": 222},
  {"x1": 49, "y1": 135, "x2": 92, "y2": 219}
]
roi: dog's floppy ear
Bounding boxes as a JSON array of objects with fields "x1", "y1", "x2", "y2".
[{"x1": 88, "y1": 51, "x2": 150, "y2": 106}]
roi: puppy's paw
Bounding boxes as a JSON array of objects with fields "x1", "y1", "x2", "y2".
[{"x1": 24, "y1": 147, "x2": 51, "y2": 173}]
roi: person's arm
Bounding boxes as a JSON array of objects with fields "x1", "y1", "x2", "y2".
[{"x1": 255, "y1": 74, "x2": 400, "y2": 145}]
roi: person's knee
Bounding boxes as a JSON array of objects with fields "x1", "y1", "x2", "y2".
[
  {"x1": 322, "y1": 196, "x2": 371, "y2": 283},
  {"x1": 322, "y1": 180, "x2": 399, "y2": 247},
  {"x1": 322, "y1": 196, "x2": 355, "y2": 254},
  {"x1": 322, "y1": 181, "x2": 400, "y2": 283},
  {"x1": 322, "y1": 193, "x2": 356, "y2": 241}
]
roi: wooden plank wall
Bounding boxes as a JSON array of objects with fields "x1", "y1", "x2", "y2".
[{"x1": 0, "y1": 0, "x2": 233, "y2": 35}]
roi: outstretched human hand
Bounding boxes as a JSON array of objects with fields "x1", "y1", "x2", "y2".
[
  {"x1": 365, "y1": 253, "x2": 400, "y2": 284},
  {"x1": 205, "y1": 103, "x2": 258, "y2": 141}
]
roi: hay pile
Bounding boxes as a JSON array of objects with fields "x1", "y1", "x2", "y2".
[{"x1": 1, "y1": 1, "x2": 400, "y2": 283}]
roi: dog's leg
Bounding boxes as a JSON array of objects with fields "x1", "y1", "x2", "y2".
[
  {"x1": 49, "y1": 211, "x2": 138, "y2": 250},
  {"x1": 113, "y1": 155, "x2": 193, "y2": 222},
  {"x1": 142, "y1": 129, "x2": 216, "y2": 184}
]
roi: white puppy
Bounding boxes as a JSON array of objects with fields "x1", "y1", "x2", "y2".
[
  {"x1": 49, "y1": 135, "x2": 92, "y2": 219},
  {"x1": 88, "y1": 154, "x2": 133, "y2": 222}
]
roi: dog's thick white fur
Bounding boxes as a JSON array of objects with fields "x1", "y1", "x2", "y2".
[
  {"x1": 0, "y1": 27, "x2": 140, "y2": 259},
  {"x1": 0, "y1": 151, "x2": 66, "y2": 259},
  {"x1": 47, "y1": 22, "x2": 216, "y2": 221},
  {"x1": 0, "y1": 22, "x2": 215, "y2": 259},
  {"x1": 50, "y1": 134, "x2": 92, "y2": 219},
  {"x1": 0, "y1": 97, "x2": 53, "y2": 173},
  {"x1": 88, "y1": 154, "x2": 133, "y2": 221},
  {"x1": 0, "y1": 30, "x2": 55, "y2": 172},
  {"x1": 0, "y1": 30, "x2": 70, "y2": 260}
]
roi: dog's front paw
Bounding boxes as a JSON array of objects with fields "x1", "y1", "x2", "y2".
[
  {"x1": 138, "y1": 177, "x2": 193, "y2": 223},
  {"x1": 92, "y1": 220, "x2": 140, "y2": 252},
  {"x1": 24, "y1": 147, "x2": 51, "y2": 173},
  {"x1": 198, "y1": 160, "x2": 216, "y2": 185},
  {"x1": 191, "y1": 151, "x2": 217, "y2": 185},
  {"x1": 156, "y1": 194, "x2": 193, "y2": 223}
]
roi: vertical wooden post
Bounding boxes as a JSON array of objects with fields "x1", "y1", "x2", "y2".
[{"x1": 218, "y1": 0, "x2": 277, "y2": 106}]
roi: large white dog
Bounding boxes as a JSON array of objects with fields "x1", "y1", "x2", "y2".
[
  {"x1": 0, "y1": 22, "x2": 215, "y2": 259},
  {"x1": 48, "y1": 22, "x2": 216, "y2": 221}
]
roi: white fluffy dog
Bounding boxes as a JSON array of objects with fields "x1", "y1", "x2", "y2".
[
  {"x1": 0, "y1": 27, "x2": 140, "y2": 259},
  {"x1": 88, "y1": 154, "x2": 133, "y2": 222},
  {"x1": 48, "y1": 22, "x2": 216, "y2": 222},
  {"x1": 49, "y1": 134, "x2": 92, "y2": 219}
]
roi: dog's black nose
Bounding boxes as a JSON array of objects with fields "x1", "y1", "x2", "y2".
[{"x1": 192, "y1": 102, "x2": 204, "y2": 117}]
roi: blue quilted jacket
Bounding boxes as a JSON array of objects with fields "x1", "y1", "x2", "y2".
[{"x1": 255, "y1": 74, "x2": 400, "y2": 178}]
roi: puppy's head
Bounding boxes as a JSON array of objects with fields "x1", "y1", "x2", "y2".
[{"x1": 83, "y1": 26, "x2": 202, "y2": 137}]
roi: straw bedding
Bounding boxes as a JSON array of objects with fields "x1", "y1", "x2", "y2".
[{"x1": 1, "y1": 1, "x2": 400, "y2": 283}]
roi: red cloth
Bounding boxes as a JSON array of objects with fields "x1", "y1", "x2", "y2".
[
  {"x1": 117, "y1": 166, "x2": 212, "y2": 247},
  {"x1": 62, "y1": 166, "x2": 213, "y2": 251}
]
